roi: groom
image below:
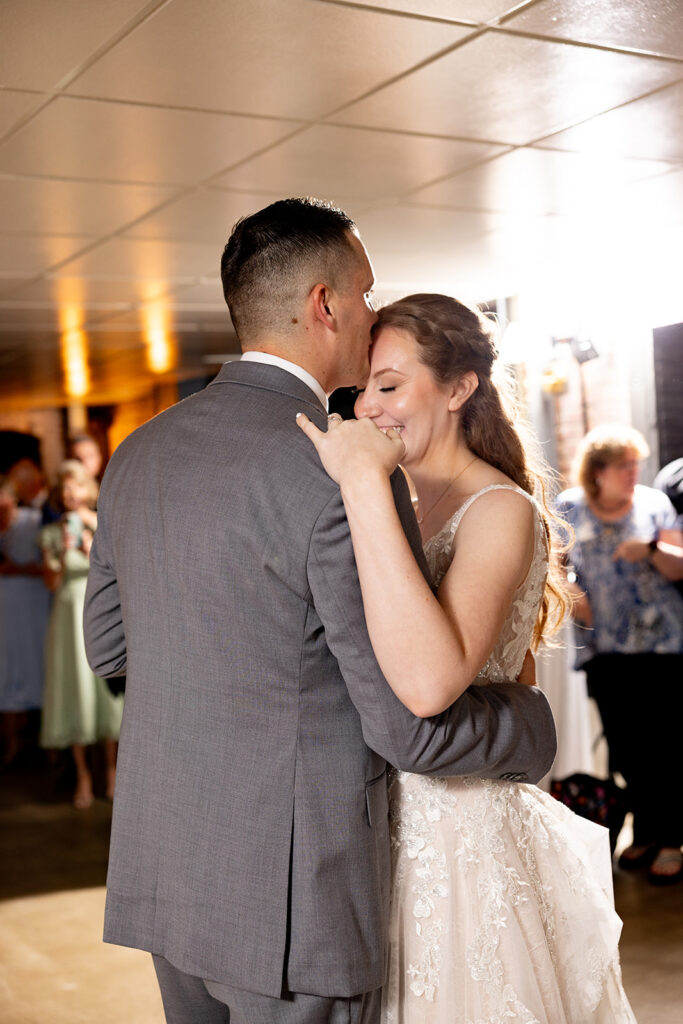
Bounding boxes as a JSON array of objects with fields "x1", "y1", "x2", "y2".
[{"x1": 84, "y1": 198, "x2": 556, "y2": 1024}]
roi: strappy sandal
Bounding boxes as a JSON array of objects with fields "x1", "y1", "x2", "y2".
[{"x1": 648, "y1": 848, "x2": 683, "y2": 886}]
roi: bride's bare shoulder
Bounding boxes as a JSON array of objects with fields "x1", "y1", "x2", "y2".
[{"x1": 455, "y1": 484, "x2": 536, "y2": 543}]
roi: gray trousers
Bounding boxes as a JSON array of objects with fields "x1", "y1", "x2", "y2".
[{"x1": 152, "y1": 955, "x2": 382, "y2": 1024}]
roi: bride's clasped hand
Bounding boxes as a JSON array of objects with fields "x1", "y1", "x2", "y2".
[{"x1": 295, "y1": 411, "x2": 405, "y2": 489}]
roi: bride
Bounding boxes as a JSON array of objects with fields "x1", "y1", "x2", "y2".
[{"x1": 297, "y1": 293, "x2": 637, "y2": 1023}]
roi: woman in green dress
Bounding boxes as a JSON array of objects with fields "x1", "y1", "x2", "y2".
[{"x1": 41, "y1": 460, "x2": 123, "y2": 809}]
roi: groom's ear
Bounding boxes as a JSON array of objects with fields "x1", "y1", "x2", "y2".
[
  {"x1": 447, "y1": 371, "x2": 479, "y2": 412},
  {"x1": 309, "y1": 283, "x2": 336, "y2": 329}
]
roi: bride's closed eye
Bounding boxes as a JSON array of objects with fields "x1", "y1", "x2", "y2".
[{"x1": 351, "y1": 384, "x2": 396, "y2": 396}]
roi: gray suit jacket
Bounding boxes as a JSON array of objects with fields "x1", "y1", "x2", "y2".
[{"x1": 84, "y1": 360, "x2": 556, "y2": 999}]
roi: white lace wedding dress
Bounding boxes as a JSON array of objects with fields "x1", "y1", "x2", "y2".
[{"x1": 382, "y1": 485, "x2": 637, "y2": 1024}]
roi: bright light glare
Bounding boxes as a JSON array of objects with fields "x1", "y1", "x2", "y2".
[
  {"x1": 61, "y1": 329, "x2": 90, "y2": 398},
  {"x1": 143, "y1": 304, "x2": 174, "y2": 374},
  {"x1": 59, "y1": 305, "x2": 90, "y2": 398}
]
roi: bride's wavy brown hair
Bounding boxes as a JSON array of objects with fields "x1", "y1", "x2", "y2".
[{"x1": 374, "y1": 293, "x2": 569, "y2": 646}]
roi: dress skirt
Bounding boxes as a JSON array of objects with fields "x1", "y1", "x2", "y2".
[
  {"x1": 382, "y1": 772, "x2": 637, "y2": 1024},
  {"x1": 40, "y1": 556, "x2": 123, "y2": 749}
]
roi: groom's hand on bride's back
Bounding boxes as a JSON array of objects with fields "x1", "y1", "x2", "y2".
[{"x1": 518, "y1": 649, "x2": 536, "y2": 686}]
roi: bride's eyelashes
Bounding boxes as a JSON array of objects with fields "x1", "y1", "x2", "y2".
[{"x1": 350, "y1": 384, "x2": 395, "y2": 397}]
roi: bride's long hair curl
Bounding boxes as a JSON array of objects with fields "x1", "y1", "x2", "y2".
[{"x1": 374, "y1": 293, "x2": 569, "y2": 646}]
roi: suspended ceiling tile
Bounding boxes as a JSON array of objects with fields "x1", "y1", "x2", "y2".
[
  {"x1": 410, "y1": 147, "x2": 673, "y2": 216},
  {"x1": 167, "y1": 307, "x2": 228, "y2": 324},
  {"x1": 66, "y1": 0, "x2": 472, "y2": 119},
  {"x1": 361, "y1": 202, "x2": 508, "y2": 249},
  {"x1": 215, "y1": 123, "x2": 506, "y2": 200},
  {"x1": 0, "y1": 278, "x2": 41, "y2": 299},
  {"x1": 476, "y1": 210, "x2": 567, "y2": 268},
  {"x1": 0, "y1": 97, "x2": 303, "y2": 185},
  {"x1": 332, "y1": 31, "x2": 683, "y2": 144},
  {"x1": 0, "y1": 176, "x2": 180, "y2": 236},
  {"x1": 125, "y1": 188, "x2": 373, "y2": 243},
  {"x1": 0, "y1": 233, "x2": 96, "y2": 275},
  {"x1": 55, "y1": 237, "x2": 220, "y2": 280},
  {"x1": 0, "y1": 306, "x2": 66, "y2": 329},
  {"x1": 539, "y1": 80, "x2": 683, "y2": 162},
  {"x1": 106, "y1": 305, "x2": 229, "y2": 328},
  {"x1": 161, "y1": 279, "x2": 226, "y2": 305},
  {"x1": 0, "y1": 0, "x2": 151, "y2": 90},
  {"x1": 123, "y1": 189, "x2": 283, "y2": 242},
  {"x1": 70, "y1": 310, "x2": 142, "y2": 328},
  {"x1": 611, "y1": 167, "x2": 683, "y2": 226},
  {"x1": 0, "y1": 90, "x2": 43, "y2": 139},
  {"x1": 324, "y1": 0, "x2": 515, "y2": 21},
  {"x1": 506, "y1": 0, "x2": 683, "y2": 58},
  {"x1": 2, "y1": 275, "x2": 173, "y2": 306},
  {"x1": 358, "y1": 203, "x2": 511, "y2": 287}
]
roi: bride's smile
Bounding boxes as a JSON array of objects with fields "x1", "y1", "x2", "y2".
[{"x1": 354, "y1": 326, "x2": 458, "y2": 471}]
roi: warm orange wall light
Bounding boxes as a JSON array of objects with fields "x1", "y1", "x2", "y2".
[
  {"x1": 59, "y1": 306, "x2": 90, "y2": 398},
  {"x1": 143, "y1": 304, "x2": 174, "y2": 374}
]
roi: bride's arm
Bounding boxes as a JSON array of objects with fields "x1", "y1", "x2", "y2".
[{"x1": 297, "y1": 414, "x2": 534, "y2": 717}]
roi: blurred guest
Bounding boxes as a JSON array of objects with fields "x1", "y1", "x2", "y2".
[
  {"x1": 8, "y1": 457, "x2": 60, "y2": 524},
  {"x1": 68, "y1": 434, "x2": 124, "y2": 695},
  {"x1": 68, "y1": 433, "x2": 104, "y2": 483},
  {"x1": 40, "y1": 461, "x2": 123, "y2": 808},
  {"x1": 558, "y1": 424, "x2": 683, "y2": 884},
  {"x1": 0, "y1": 477, "x2": 50, "y2": 765}
]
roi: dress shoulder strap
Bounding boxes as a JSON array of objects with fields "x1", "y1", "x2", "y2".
[
  {"x1": 449, "y1": 484, "x2": 537, "y2": 535},
  {"x1": 424, "y1": 484, "x2": 542, "y2": 560}
]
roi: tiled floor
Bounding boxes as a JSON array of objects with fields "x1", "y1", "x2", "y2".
[{"x1": 1, "y1": 750, "x2": 681, "y2": 1023}]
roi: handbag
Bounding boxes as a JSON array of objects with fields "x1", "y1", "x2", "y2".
[{"x1": 550, "y1": 772, "x2": 629, "y2": 853}]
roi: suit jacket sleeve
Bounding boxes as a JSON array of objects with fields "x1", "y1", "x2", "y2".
[
  {"x1": 306, "y1": 469, "x2": 557, "y2": 782},
  {"x1": 84, "y1": 484, "x2": 127, "y2": 678}
]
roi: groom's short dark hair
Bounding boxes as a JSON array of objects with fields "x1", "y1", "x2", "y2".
[{"x1": 221, "y1": 197, "x2": 357, "y2": 346}]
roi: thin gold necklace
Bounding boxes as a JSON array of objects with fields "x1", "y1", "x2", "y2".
[{"x1": 416, "y1": 456, "x2": 478, "y2": 525}]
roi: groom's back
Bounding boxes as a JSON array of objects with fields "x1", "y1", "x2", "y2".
[{"x1": 90, "y1": 362, "x2": 389, "y2": 998}]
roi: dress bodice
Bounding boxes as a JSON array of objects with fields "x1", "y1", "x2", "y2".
[{"x1": 423, "y1": 484, "x2": 548, "y2": 682}]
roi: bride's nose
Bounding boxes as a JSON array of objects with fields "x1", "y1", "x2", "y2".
[{"x1": 354, "y1": 389, "x2": 378, "y2": 419}]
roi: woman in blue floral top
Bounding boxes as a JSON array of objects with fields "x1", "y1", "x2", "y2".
[{"x1": 558, "y1": 424, "x2": 683, "y2": 885}]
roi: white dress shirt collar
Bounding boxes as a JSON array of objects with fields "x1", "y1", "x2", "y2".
[{"x1": 240, "y1": 351, "x2": 328, "y2": 410}]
